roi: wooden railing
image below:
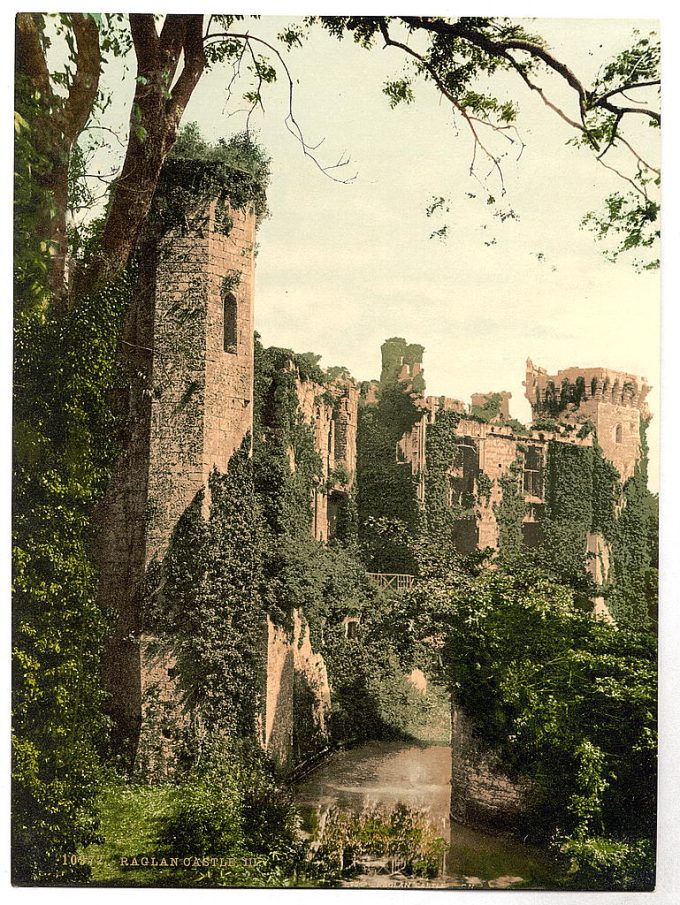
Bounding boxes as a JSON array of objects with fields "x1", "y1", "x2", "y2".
[{"x1": 366, "y1": 572, "x2": 414, "y2": 591}]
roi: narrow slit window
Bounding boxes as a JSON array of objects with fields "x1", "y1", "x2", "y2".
[{"x1": 223, "y1": 291, "x2": 237, "y2": 353}]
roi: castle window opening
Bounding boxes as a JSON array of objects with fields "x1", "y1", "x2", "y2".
[
  {"x1": 615, "y1": 423, "x2": 623, "y2": 444},
  {"x1": 523, "y1": 445, "x2": 544, "y2": 498},
  {"x1": 344, "y1": 616, "x2": 360, "y2": 640},
  {"x1": 223, "y1": 291, "x2": 237, "y2": 353}
]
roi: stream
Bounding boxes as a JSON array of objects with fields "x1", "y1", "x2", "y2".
[{"x1": 294, "y1": 740, "x2": 563, "y2": 889}]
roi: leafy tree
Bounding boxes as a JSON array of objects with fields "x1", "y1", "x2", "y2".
[{"x1": 403, "y1": 558, "x2": 656, "y2": 889}]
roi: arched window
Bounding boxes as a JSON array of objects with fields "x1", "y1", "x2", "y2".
[
  {"x1": 615, "y1": 424, "x2": 623, "y2": 443},
  {"x1": 223, "y1": 292, "x2": 237, "y2": 353}
]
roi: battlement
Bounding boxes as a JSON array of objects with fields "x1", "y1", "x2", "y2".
[
  {"x1": 525, "y1": 359, "x2": 651, "y2": 416},
  {"x1": 524, "y1": 358, "x2": 651, "y2": 481}
]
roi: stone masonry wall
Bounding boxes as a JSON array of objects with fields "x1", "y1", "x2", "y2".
[
  {"x1": 524, "y1": 359, "x2": 650, "y2": 482},
  {"x1": 96, "y1": 198, "x2": 257, "y2": 769},
  {"x1": 264, "y1": 610, "x2": 331, "y2": 770},
  {"x1": 292, "y1": 371, "x2": 359, "y2": 542},
  {"x1": 450, "y1": 702, "x2": 531, "y2": 833}
]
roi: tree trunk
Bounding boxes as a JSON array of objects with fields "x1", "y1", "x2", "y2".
[{"x1": 74, "y1": 14, "x2": 206, "y2": 300}]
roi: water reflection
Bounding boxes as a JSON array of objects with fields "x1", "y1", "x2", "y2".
[{"x1": 294, "y1": 740, "x2": 561, "y2": 889}]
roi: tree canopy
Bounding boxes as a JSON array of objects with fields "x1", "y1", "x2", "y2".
[{"x1": 15, "y1": 12, "x2": 660, "y2": 309}]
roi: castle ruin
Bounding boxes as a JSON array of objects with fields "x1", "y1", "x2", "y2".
[{"x1": 96, "y1": 175, "x2": 652, "y2": 778}]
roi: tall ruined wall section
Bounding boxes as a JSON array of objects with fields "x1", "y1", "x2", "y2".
[
  {"x1": 145, "y1": 203, "x2": 255, "y2": 560},
  {"x1": 257, "y1": 363, "x2": 359, "y2": 767},
  {"x1": 95, "y1": 193, "x2": 257, "y2": 768},
  {"x1": 293, "y1": 370, "x2": 359, "y2": 542}
]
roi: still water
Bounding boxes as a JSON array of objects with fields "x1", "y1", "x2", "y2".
[{"x1": 294, "y1": 741, "x2": 562, "y2": 889}]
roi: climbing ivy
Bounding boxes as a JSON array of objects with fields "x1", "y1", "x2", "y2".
[
  {"x1": 470, "y1": 392, "x2": 502, "y2": 422},
  {"x1": 151, "y1": 122, "x2": 271, "y2": 239},
  {"x1": 423, "y1": 408, "x2": 465, "y2": 541},
  {"x1": 13, "y1": 186, "x2": 132, "y2": 882},
  {"x1": 144, "y1": 449, "x2": 270, "y2": 763},
  {"x1": 532, "y1": 443, "x2": 596, "y2": 601},
  {"x1": 494, "y1": 454, "x2": 527, "y2": 557},
  {"x1": 253, "y1": 337, "x2": 323, "y2": 539},
  {"x1": 356, "y1": 379, "x2": 422, "y2": 572},
  {"x1": 607, "y1": 419, "x2": 657, "y2": 630},
  {"x1": 379, "y1": 337, "x2": 425, "y2": 393}
]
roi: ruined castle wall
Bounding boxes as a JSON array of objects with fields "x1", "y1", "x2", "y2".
[
  {"x1": 264, "y1": 617, "x2": 295, "y2": 767},
  {"x1": 451, "y1": 702, "x2": 531, "y2": 833},
  {"x1": 264, "y1": 610, "x2": 331, "y2": 770},
  {"x1": 97, "y1": 200, "x2": 257, "y2": 767},
  {"x1": 145, "y1": 204, "x2": 255, "y2": 562},
  {"x1": 202, "y1": 208, "x2": 256, "y2": 476},
  {"x1": 524, "y1": 359, "x2": 649, "y2": 483},
  {"x1": 293, "y1": 373, "x2": 359, "y2": 542},
  {"x1": 586, "y1": 401, "x2": 640, "y2": 483}
]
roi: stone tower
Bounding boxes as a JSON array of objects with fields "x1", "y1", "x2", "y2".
[
  {"x1": 524, "y1": 359, "x2": 651, "y2": 481},
  {"x1": 95, "y1": 178, "x2": 257, "y2": 767}
]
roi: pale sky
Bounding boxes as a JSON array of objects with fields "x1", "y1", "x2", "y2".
[
  {"x1": 181, "y1": 16, "x2": 661, "y2": 487},
  {"x1": 47, "y1": 13, "x2": 662, "y2": 488}
]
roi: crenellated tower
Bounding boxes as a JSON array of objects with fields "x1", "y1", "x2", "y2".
[{"x1": 524, "y1": 359, "x2": 651, "y2": 482}]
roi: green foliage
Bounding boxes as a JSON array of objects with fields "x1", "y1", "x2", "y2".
[
  {"x1": 429, "y1": 563, "x2": 656, "y2": 888},
  {"x1": 495, "y1": 455, "x2": 527, "y2": 557},
  {"x1": 379, "y1": 337, "x2": 424, "y2": 386},
  {"x1": 79, "y1": 743, "x2": 325, "y2": 887},
  {"x1": 356, "y1": 380, "x2": 422, "y2": 572},
  {"x1": 383, "y1": 77, "x2": 415, "y2": 108},
  {"x1": 422, "y1": 408, "x2": 475, "y2": 548},
  {"x1": 144, "y1": 450, "x2": 269, "y2": 747},
  {"x1": 556, "y1": 834, "x2": 655, "y2": 891},
  {"x1": 12, "y1": 58, "x2": 124, "y2": 885},
  {"x1": 153, "y1": 123, "x2": 271, "y2": 236},
  {"x1": 607, "y1": 420, "x2": 657, "y2": 630},
  {"x1": 581, "y1": 191, "x2": 659, "y2": 271},
  {"x1": 533, "y1": 442, "x2": 595, "y2": 599},
  {"x1": 13, "y1": 86, "x2": 133, "y2": 878},
  {"x1": 470, "y1": 392, "x2": 502, "y2": 422},
  {"x1": 253, "y1": 338, "x2": 324, "y2": 538}
]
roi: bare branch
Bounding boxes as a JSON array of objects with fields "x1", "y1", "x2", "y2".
[
  {"x1": 205, "y1": 30, "x2": 357, "y2": 183},
  {"x1": 594, "y1": 79, "x2": 660, "y2": 105},
  {"x1": 378, "y1": 21, "x2": 507, "y2": 194}
]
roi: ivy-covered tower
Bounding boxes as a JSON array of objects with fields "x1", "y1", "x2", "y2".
[
  {"x1": 524, "y1": 359, "x2": 651, "y2": 482},
  {"x1": 94, "y1": 162, "x2": 257, "y2": 769}
]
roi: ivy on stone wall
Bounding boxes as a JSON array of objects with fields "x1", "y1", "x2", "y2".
[
  {"x1": 495, "y1": 455, "x2": 527, "y2": 557},
  {"x1": 534, "y1": 428, "x2": 656, "y2": 628},
  {"x1": 535, "y1": 443, "x2": 596, "y2": 601},
  {"x1": 253, "y1": 338, "x2": 323, "y2": 540},
  {"x1": 607, "y1": 420, "x2": 657, "y2": 630},
  {"x1": 379, "y1": 337, "x2": 425, "y2": 392},
  {"x1": 144, "y1": 448, "x2": 270, "y2": 761},
  {"x1": 152, "y1": 123, "x2": 271, "y2": 239},
  {"x1": 356, "y1": 381, "x2": 422, "y2": 572}
]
